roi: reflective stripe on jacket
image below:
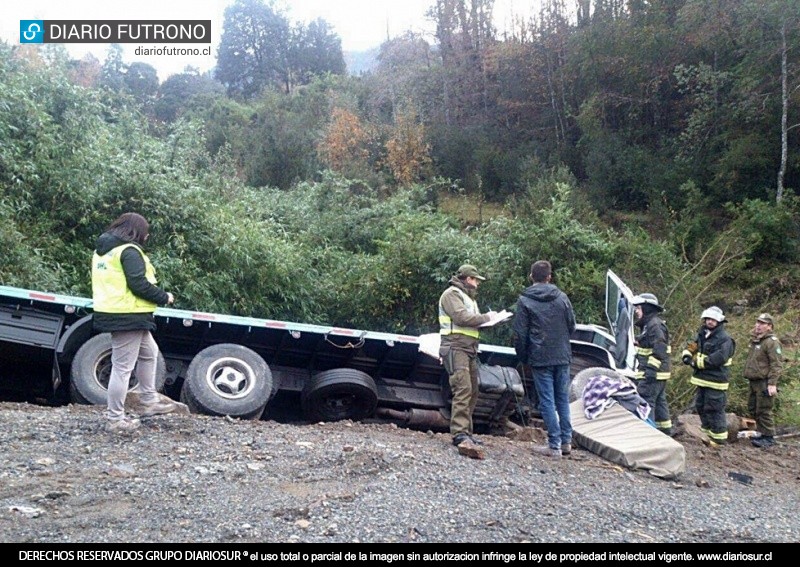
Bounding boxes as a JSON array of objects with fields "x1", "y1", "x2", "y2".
[
  {"x1": 633, "y1": 314, "x2": 672, "y2": 381},
  {"x1": 439, "y1": 286, "x2": 480, "y2": 339},
  {"x1": 92, "y1": 243, "x2": 158, "y2": 313},
  {"x1": 689, "y1": 324, "x2": 735, "y2": 391}
]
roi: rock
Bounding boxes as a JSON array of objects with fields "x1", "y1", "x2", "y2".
[{"x1": 457, "y1": 440, "x2": 485, "y2": 460}]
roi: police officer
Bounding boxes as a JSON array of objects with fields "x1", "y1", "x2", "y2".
[
  {"x1": 438, "y1": 264, "x2": 496, "y2": 452},
  {"x1": 631, "y1": 293, "x2": 672, "y2": 435},
  {"x1": 744, "y1": 313, "x2": 783, "y2": 448},
  {"x1": 682, "y1": 306, "x2": 735, "y2": 447}
]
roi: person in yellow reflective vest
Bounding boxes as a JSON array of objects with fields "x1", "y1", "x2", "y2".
[
  {"x1": 92, "y1": 212, "x2": 175, "y2": 434},
  {"x1": 438, "y1": 264, "x2": 496, "y2": 451},
  {"x1": 681, "y1": 306, "x2": 736, "y2": 447},
  {"x1": 631, "y1": 293, "x2": 673, "y2": 435}
]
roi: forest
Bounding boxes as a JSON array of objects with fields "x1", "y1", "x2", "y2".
[{"x1": 0, "y1": 0, "x2": 798, "y2": 421}]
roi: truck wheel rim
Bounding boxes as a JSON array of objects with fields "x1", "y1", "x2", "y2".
[
  {"x1": 92, "y1": 351, "x2": 113, "y2": 389},
  {"x1": 205, "y1": 357, "x2": 256, "y2": 400},
  {"x1": 92, "y1": 349, "x2": 140, "y2": 390}
]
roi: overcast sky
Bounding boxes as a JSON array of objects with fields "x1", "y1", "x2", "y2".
[{"x1": 1, "y1": 0, "x2": 540, "y2": 81}]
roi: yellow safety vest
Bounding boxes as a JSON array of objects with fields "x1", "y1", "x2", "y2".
[
  {"x1": 92, "y1": 243, "x2": 158, "y2": 314},
  {"x1": 439, "y1": 287, "x2": 480, "y2": 339}
]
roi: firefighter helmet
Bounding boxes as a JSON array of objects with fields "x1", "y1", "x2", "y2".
[
  {"x1": 631, "y1": 293, "x2": 663, "y2": 311},
  {"x1": 701, "y1": 305, "x2": 725, "y2": 322}
]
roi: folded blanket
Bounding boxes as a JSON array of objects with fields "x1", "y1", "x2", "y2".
[{"x1": 582, "y1": 372, "x2": 651, "y2": 421}]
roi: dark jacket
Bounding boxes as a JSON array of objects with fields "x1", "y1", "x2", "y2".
[
  {"x1": 513, "y1": 283, "x2": 576, "y2": 367},
  {"x1": 690, "y1": 323, "x2": 736, "y2": 389},
  {"x1": 743, "y1": 332, "x2": 782, "y2": 385},
  {"x1": 92, "y1": 232, "x2": 169, "y2": 333},
  {"x1": 634, "y1": 310, "x2": 671, "y2": 381}
]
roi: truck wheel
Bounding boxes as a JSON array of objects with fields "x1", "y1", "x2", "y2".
[
  {"x1": 69, "y1": 333, "x2": 166, "y2": 406},
  {"x1": 570, "y1": 366, "x2": 625, "y2": 403},
  {"x1": 182, "y1": 344, "x2": 272, "y2": 420},
  {"x1": 302, "y1": 369, "x2": 377, "y2": 423}
]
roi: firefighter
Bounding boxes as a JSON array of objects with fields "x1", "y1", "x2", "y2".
[
  {"x1": 682, "y1": 306, "x2": 736, "y2": 447},
  {"x1": 631, "y1": 293, "x2": 672, "y2": 435}
]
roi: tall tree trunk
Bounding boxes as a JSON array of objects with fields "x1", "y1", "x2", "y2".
[{"x1": 777, "y1": 20, "x2": 788, "y2": 203}]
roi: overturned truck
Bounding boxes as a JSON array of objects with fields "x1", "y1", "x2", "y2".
[{"x1": 0, "y1": 272, "x2": 635, "y2": 432}]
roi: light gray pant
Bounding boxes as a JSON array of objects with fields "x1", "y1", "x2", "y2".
[{"x1": 106, "y1": 330, "x2": 159, "y2": 420}]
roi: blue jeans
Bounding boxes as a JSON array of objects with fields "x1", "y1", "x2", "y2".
[{"x1": 532, "y1": 365, "x2": 572, "y2": 449}]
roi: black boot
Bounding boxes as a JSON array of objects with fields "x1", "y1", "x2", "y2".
[
  {"x1": 752, "y1": 435, "x2": 775, "y2": 448},
  {"x1": 452, "y1": 433, "x2": 470, "y2": 446}
]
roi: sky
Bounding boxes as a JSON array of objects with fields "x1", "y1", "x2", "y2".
[{"x1": 1, "y1": 0, "x2": 542, "y2": 81}]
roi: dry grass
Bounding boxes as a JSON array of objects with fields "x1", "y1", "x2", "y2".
[{"x1": 437, "y1": 191, "x2": 508, "y2": 224}]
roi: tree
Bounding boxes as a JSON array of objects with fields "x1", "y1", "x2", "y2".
[
  {"x1": 293, "y1": 18, "x2": 346, "y2": 85},
  {"x1": 429, "y1": 0, "x2": 497, "y2": 126},
  {"x1": 216, "y1": 0, "x2": 345, "y2": 98},
  {"x1": 384, "y1": 112, "x2": 432, "y2": 185},
  {"x1": 68, "y1": 53, "x2": 101, "y2": 88},
  {"x1": 100, "y1": 44, "x2": 126, "y2": 92},
  {"x1": 124, "y1": 62, "x2": 159, "y2": 106},
  {"x1": 215, "y1": 0, "x2": 291, "y2": 98},
  {"x1": 317, "y1": 107, "x2": 371, "y2": 175},
  {"x1": 155, "y1": 70, "x2": 225, "y2": 122},
  {"x1": 676, "y1": 0, "x2": 800, "y2": 203},
  {"x1": 370, "y1": 33, "x2": 439, "y2": 123},
  {"x1": 735, "y1": 0, "x2": 800, "y2": 202}
]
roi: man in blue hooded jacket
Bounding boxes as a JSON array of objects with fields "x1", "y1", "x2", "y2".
[{"x1": 513, "y1": 260, "x2": 576, "y2": 458}]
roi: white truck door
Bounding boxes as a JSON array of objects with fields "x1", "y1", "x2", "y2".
[{"x1": 605, "y1": 270, "x2": 637, "y2": 374}]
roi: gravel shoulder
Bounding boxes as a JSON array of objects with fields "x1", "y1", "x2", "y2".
[{"x1": 1, "y1": 401, "x2": 798, "y2": 544}]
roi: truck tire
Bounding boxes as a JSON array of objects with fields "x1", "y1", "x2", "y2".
[
  {"x1": 301, "y1": 368, "x2": 378, "y2": 423},
  {"x1": 69, "y1": 333, "x2": 167, "y2": 406},
  {"x1": 570, "y1": 366, "x2": 625, "y2": 403},
  {"x1": 182, "y1": 344, "x2": 272, "y2": 420},
  {"x1": 179, "y1": 384, "x2": 201, "y2": 414}
]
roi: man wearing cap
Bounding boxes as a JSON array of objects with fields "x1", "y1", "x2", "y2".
[
  {"x1": 631, "y1": 293, "x2": 673, "y2": 435},
  {"x1": 743, "y1": 313, "x2": 783, "y2": 448},
  {"x1": 513, "y1": 260, "x2": 576, "y2": 459},
  {"x1": 682, "y1": 306, "x2": 736, "y2": 447},
  {"x1": 438, "y1": 264, "x2": 496, "y2": 451}
]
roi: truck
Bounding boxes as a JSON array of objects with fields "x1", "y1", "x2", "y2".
[{"x1": 0, "y1": 271, "x2": 636, "y2": 433}]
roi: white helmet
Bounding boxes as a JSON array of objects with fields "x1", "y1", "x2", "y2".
[
  {"x1": 701, "y1": 305, "x2": 725, "y2": 322},
  {"x1": 632, "y1": 293, "x2": 663, "y2": 311}
]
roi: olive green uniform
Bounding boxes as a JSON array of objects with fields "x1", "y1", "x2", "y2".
[
  {"x1": 743, "y1": 332, "x2": 783, "y2": 437},
  {"x1": 438, "y1": 277, "x2": 490, "y2": 437}
]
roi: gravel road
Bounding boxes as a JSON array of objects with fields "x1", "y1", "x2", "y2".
[{"x1": 1, "y1": 401, "x2": 798, "y2": 544}]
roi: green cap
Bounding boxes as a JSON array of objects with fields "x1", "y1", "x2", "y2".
[
  {"x1": 757, "y1": 313, "x2": 774, "y2": 325},
  {"x1": 456, "y1": 264, "x2": 486, "y2": 281}
]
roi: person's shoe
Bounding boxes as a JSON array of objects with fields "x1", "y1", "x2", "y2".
[
  {"x1": 533, "y1": 445, "x2": 561, "y2": 459},
  {"x1": 561, "y1": 443, "x2": 572, "y2": 456},
  {"x1": 105, "y1": 418, "x2": 141, "y2": 434},
  {"x1": 752, "y1": 435, "x2": 775, "y2": 448},
  {"x1": 452, "y1": 433, "x2": 470, "y2": 446},
  {"x1": 468, "y1": 434, "x2": 483, "y2": 446},
  {"x1": 702, "y1": 437, "x2": 723, "y2": 449},
  {"x1": 139, "y1": 399, "x2": 176, "y2": 417}
]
